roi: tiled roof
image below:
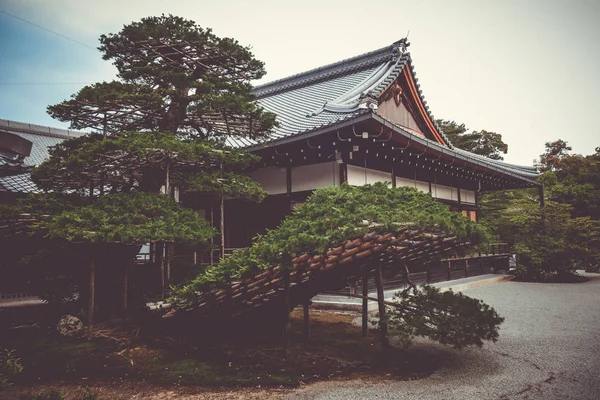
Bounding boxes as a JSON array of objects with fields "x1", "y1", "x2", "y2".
[
  {"x1": 0, "y1": 119, "x2": 86, "y2": 193},
  {"x1": 232, "y1": 39, "x2": 538, "y2": 182},
  {"x1": 227, "y1": 39, "x2": 452, "y2": 150}
]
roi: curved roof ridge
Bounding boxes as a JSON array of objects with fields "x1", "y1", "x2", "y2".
[
  {"x1": 0, "y1": 119, "x2": 87, "y2": 140},
  {"x1": 453, "y1": 147, "x2": 539, "y2": 173},
  {"x1": 253, "y1": 39, "x2": 408, "y2": 99},
  {"x1": 365, "y1": 55, "x2": 453, "y2": 148}
]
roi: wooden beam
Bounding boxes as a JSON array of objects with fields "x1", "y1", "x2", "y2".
[
  {"x1": 362, "y1": 274, "x2": 368, "y2": 337},
  {"x1": 374, "y1": 262, "x2": 389, "y2": 350},
  {"x1": 87, "y1": 258, "x2": 95, "y2": 340}
]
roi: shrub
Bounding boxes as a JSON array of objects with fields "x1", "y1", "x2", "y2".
[
  {"x1": 386, "y1": 285, "x2": 504, "y2": 349},
  {"x1": 0, "y1": 348, "x2": 23, "y2": 391}
]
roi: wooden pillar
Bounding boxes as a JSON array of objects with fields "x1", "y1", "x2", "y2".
[
  {"x1": 457, "y1": 187, "x2": 462, "y2": 212},
  {"x1": 362, "y1": 274, "x2": 368, "y2": 337},
  {"x1": 159, "y1": 242, "x2": 165, "y2": 300},
  {"x1": 374, "y1": 263, "x2": 389, "y2": 349},
  {"x1": 282, "y1": 270, "x2": 291, "y2": 358},
  {"x1": 87, "y1": 259, "x2": 95, "y2": 340},
  {"x1": 166, "y1": 243, "x2": 172, "y2": 282},
  {"x1": 447, "y1": 260, "x2": 452, "y2": 281},
  {"x1": 286, "y1": 166, "x2": 292, "y2": 194},
  {"x1": 340, "y1": 162, "x2": 348, "y2": 185},
  {"x1": 465, "y1": 258, "x2": 469, "y2": 278},
  {"x1": 475, "y1": 186, "x2": 481, "y2": 222}
]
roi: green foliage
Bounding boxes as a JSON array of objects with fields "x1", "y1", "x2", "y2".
[
  {"x1": 30, "y1": 192, "x2": 216, "y2": 245},
  {"x1": 481, "y1": 189, "x2": 600, "y2": 278},
  {"x1": 0, "y1": 349, "x2": 23, "y2": 391},
  {"x1": 49, "y1": 14, "x2": 276, "y2": 139},
  {"x1": 174, "y1": 183, "x2": 488, "y2": 305},
  {"x1": 539, "y1": 145, "x2": 600, "y2": 221},
  {"x1": 436, "y1": 119, "x2": 508, "y2": 160},
  {"x1": 536, "y1": 139, "x2": 573, "y2": 173},
  {"x1": 32, "y1": 131, "x2": 265, "y2": 200},
  {"x1": 387, "y1": 285, "x2": 504, "y2": 349}
]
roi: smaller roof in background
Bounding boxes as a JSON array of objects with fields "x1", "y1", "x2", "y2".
[{"x1": 0, "y1": 119, "x2": 86, "y2": 193}]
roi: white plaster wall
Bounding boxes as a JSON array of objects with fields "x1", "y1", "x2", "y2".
[
  {"x1": 292, "y1": 162, "x2": 339, "y2": 192},
  {"x1": 251, "y1": 166, "x2": 287, "y2": 195},
  {"x1": 347, "y1": 165, "x2": 392, "y2": 187}
]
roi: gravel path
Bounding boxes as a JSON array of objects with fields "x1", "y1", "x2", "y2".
[{"x1": 285, "y1": 274, "x2": 600, "y2": 400}]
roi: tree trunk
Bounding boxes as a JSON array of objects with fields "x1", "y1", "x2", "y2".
[
  {"x1": 87, "y1": 259, "x2": 95, "y2": 340},
  {"x1": 121, "y1": 266, "x2": 128, "y2": 312}
]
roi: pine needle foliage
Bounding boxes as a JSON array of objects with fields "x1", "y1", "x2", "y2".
[
  {"x1": 175, "y1": 183, "x2": 488, "y2": 299},
  {"x1": 13, "y1": 192, "x2": 216, "y2": 245},
  {"x1": 388, "y1": 285, "x2": 504, "y2": 349},
  {"x1": 31, "y1": 131, "x2": 265, "y2": 200}
]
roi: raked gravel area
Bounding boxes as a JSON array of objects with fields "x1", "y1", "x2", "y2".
[{"x1": 284, "y1": 273, "x2": 600, "y2": 400}]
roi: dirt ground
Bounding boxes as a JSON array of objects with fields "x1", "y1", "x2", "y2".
[{"x1": 1, "y1": 309, "x2": 441, "y2": 399}]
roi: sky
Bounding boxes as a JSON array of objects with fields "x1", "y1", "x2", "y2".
[{"x1": 0, "y1": 0, "x2": 599, "y2": 166}]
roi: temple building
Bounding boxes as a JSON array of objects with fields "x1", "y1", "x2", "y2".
[
  {"x1": 0, "y1": 40, "x2": 540, "y2": 256},
  {"x1": 217, "y1": 39, "x2": 540, "y2": 249}
]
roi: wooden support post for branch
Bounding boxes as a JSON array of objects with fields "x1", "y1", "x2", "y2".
[
  {"x1": 362, "y1": 274, "x2": 368, "y2": 337},
  {"x1": 160, "y1": 242, "x2": 165, "y2": 300},
  {"x1": 282, "y1": 270, "x2": 291, "y2": 358},
  {"x1": 465, "y1": 259, "x2": 469, "y2": 278},
  {"x1": 374, "y1": 262, "x2": 389, "y2": 350},
  {"x1": 220, "y1": 195, "x2": 225, "y2": 260},
  {"x1": 210, "y1": 206, "x2": 214, "y2": 266},
  {"x1": 193, "y1": 251, "x2": 197, "y2": 265},
  {"x1": 121, "y1": 266, "x2": 128, "y2": 312},
  {"x1": 87, "y1": 259, "x2": 95, "y2": 340}
]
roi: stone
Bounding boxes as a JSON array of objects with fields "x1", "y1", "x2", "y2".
[{"x1": 57, "y1": 314, "x2": 83, "y2": 336}]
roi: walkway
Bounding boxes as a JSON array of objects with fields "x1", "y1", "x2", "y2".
[{"x1": 286, "y1": 273, "x2": 600, "y2": 400}]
